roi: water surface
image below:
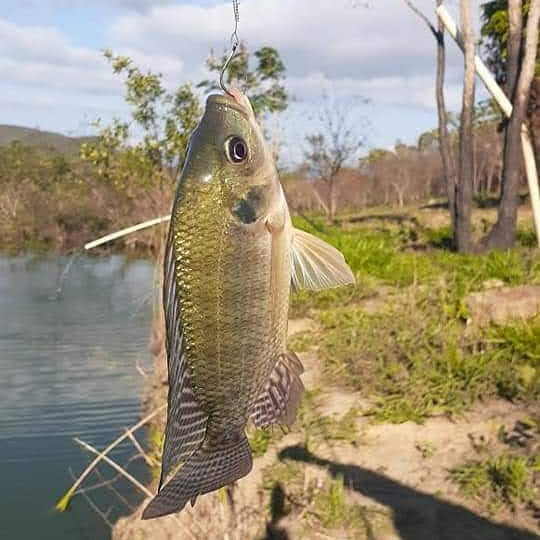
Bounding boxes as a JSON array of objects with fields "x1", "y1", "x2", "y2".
[{"x1": 0, "y1": 254, "x2": 155, "y2": 540}]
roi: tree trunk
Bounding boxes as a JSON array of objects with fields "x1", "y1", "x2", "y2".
[
  {"x1": 454, "y1": 0, "x2": 476, "y2": 252},
  {"x1": 435, "y1": 0, "x2": 457, "y2": 224},
  {"x1": 328, "y1": 177, "x2": 337, "y2": 221},
  {"x1": 401, "y1": 1, "x2": 457, "y2": 221},
  {"x1": 484, "y1": 0, "x2": 540, "y2": 249},
  {"x1": 312, "y1": 185, "x2": 330, "y2": 217},
  {"x1": 505, "y1": 0, "x2": 523, "y2": 99},
  {"x1": 530, "y1": 77, "x2": 540, "y2": 164}
]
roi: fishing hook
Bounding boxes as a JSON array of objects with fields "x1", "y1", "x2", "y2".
[{"x1": 220, "y1": 0, "x2": 240, "y2": 96}]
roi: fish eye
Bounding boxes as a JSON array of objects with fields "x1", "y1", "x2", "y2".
[{"x1": 226, "y1": 136, "x2": 248, "y2": 164}]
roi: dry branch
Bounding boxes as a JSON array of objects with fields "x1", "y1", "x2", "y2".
[
  {"x1": 125, "y1": 428, "x2": 157, "y2": 467},
  {"x1": 55, "y1": 404, "x2": 165, "y2": 511},
  {"x1": 74, "y1": 437, "x2": 153, "y2": 499},
  {"x1": 401, "y1": 0, "x2": 438, "y2": 37},
  {"x1": 68, "y1": 468, "x2": 114, "y2": 528},
  {"x1": 84, "y1": 216, "x2": 171, "y2": 250}
]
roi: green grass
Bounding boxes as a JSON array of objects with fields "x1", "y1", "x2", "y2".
[
  {"x1": 312, "y1": 475, "x2": 366, "y2": 532},
  {"x1": 316, "y1": 295, "x2": 540, "y2": 422},
  {"x1": 247, "y1": 426, "x2": 288, "y2": 458},
  {"x1": 261, "y1": 462, "x2": 370, "y2": 537},
  {"x1": 291, "y1": 216, "x2": 540, "y2": 316},
  {"x1": 289, "y1": 216, "x2": 540, "y2": 423},
  {"x1": 415, "y1": 440, "x2": 436, "y2": 459},
  {"x1": 449, "y1": 453, "x2": 539, "y2": 513}
]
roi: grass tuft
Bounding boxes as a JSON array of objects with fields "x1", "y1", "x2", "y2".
[{"x1": 449, "y1": 453, "x2": 538, "y2": 513}]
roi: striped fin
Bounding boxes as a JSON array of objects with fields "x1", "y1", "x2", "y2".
[
  {"x1": 159, "y1": 222, "x2": 208, "y2": 488},
  {"x1": 290, "y1": 228, "x2": 355, "y2": 291},
  {"x1": 142, "y1": 433, "x2": 253, "y2": 519},
  {"x1": 250, "y1": 352, "x2": 304, "y2": 428}
]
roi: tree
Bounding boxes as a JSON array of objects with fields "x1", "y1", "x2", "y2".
[
  {"x1": 198, "y1": 42, "x2": 288, "y2": 118},
  {"x1": 454, "y1": 0, "x2": 477, "y2": 252},
  {"x1": 81, "y1": 45, "x2": 290, "y2": 224},
  {"x1": 481, "y1": 0, "x2": 540, "y2": 87},
  {"x1": 303, "y1": 98, "x2": 364, "y2": 221},
  {"x1": 481, "y1": 0, "x2": 540, "y2": 199},
  {"x1": 81, "y1": 49, "x2": 201, "y2": 197},
  {"x1": 401, "y1": 1, "x2": 457, "y2": 233},
  {"x1": 484, "y1": 0, "x2": 540, "y2": 248}
]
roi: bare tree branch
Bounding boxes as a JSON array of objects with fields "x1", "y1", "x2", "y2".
[{"x1": 401, "y1": 0, "x2": 439, "y2": 39}]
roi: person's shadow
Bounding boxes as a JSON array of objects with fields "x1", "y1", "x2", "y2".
[
  {"x1": 263, "y1": 482, "x2": 290, "y2": 540},
  {"x1": 278, "y1": 445, "x2": 539, "y2": 540}
]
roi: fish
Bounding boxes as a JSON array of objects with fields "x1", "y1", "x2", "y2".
[{"x1": 142, "y1": 88, "x2": 355, "y2": 520}]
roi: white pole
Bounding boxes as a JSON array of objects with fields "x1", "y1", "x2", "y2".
[
  {"x1": 84, "y1": 215, "x2": 171, "y2": 251},
  {"x1": 436, "y1": 5, "x2": 540, "y2": 246}
]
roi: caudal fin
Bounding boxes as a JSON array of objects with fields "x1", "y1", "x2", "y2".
[{"x1": 141, "y1": 433, "x2": 252, "y2": 520}]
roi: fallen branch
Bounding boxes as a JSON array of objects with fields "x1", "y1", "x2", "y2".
[
  {"x1": 73, "y1": 437, "x2": 153, "y2": 499},
  {"x1": 55, "y1": 404, "x2": 165, "y2": 512},
  {"x1": 135, "y1": 357, "x2": 148, "y2": 378},
  {"x1": 84, "y1": 216, "x2": 171, "y2": 251},
  {"x1": 69, "y1": 468, "x2": 114, "y2": 529},
  {"x1": 125, "y1": 428, "x2": 157, "y2": 467},
  {"x1": 93, "y1": 466, "x2": 137, "y2": 512}
]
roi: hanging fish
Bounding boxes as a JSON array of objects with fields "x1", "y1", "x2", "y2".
[{"x1": 142, "y1": 89, "x2": 355, "y2": 519}]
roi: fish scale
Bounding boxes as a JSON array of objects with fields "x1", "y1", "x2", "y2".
[{"x1": 172, "y1": 181, "x2": 279, "y2": 430}]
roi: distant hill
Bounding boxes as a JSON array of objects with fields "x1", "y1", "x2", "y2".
[{"x1": 0, "y1": 124, "x2": 97, "y2": 155}]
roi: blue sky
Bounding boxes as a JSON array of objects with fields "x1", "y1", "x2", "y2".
[{"x1": 0, "y1": 0, "x2": 482, "y2": 166}]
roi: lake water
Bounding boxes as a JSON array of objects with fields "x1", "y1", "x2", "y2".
[{"x1": 0, "y1": 254, "x2": 156, "y2": 540}]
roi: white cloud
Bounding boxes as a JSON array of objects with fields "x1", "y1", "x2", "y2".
[
  {"x1": 0, "y1": 17, "x2": 185, "y2": 96},
  {"x1": 110, "y1": 0, "x2": 478, "y2": 81},
  {"x1": 0, "y1": 0, "x2": 487, "y2": 156},
  {"x1": 287, "y1": 72, "x2": 464, "y2": 112}
]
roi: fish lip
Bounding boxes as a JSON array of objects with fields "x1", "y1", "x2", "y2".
[{"x1": 206, "y1": 93, "x2": 250, "y2": 119}]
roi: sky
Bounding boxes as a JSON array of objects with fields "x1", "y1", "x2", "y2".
[{"x1": 0, "y1": 0, "x2": 485, "y2": 166}]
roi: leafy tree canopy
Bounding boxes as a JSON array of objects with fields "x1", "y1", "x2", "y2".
[
  {"x1": 480, "y1": 0, "x2": 540, "y2": 84},
  {"x1": 198, "y1": 42, "x2": 288, "y2": 117},
  {"x1": 80, "y1": 49, "x2": 202, "y2": 193}
]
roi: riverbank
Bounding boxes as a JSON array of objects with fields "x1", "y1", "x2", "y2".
[{"x1": 112, "y1": 206, "x2": 540, "y2": 539}]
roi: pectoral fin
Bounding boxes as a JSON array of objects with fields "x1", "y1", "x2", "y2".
[{"x1": 290, "y1": 228, "x2": 355, "y2": 291}]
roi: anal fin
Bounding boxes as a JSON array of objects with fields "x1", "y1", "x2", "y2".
[{"x1": 250, "y1": 352, "x2": 304, "y2": 428}]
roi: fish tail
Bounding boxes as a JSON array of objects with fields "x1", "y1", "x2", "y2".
[{"x1": 141, "y1": 431, "x2": 252, "y2": 520}]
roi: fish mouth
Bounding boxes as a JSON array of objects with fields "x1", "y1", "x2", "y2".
[{"x1": 206, "y1": 93, "x2": 250, "y2": 119}]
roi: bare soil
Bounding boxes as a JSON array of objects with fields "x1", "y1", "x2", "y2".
[{"x1": 113, "y1": 317, "x2": 540, "y2": 540}]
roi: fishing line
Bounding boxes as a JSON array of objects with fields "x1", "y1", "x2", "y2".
[{"x1": 220, "y1": 0, "x2": 240, "y2": 96}]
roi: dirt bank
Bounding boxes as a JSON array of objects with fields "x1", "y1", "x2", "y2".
[{"x1": 113, "y1": 316, "x2": 540, "y2": 540}]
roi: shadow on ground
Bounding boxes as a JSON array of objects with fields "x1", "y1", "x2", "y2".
[
  {"x1": 264, "y1": 483, "x2": 290, "y2": 540},
  {"x1": 278, "y1": 445, "x2": 538, "y2": 540}
]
